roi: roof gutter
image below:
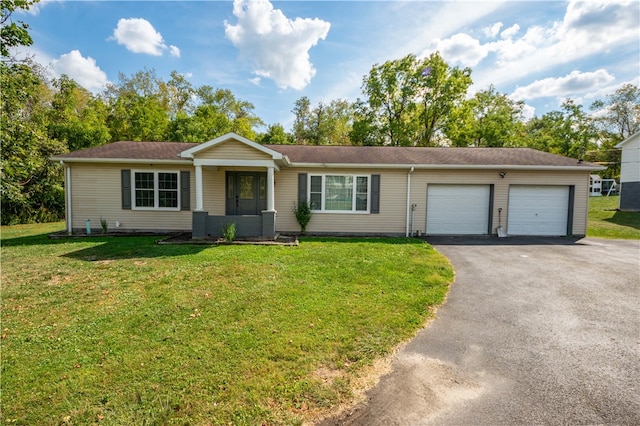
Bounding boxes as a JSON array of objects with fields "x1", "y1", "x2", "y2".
[
  {"x1": 49, "y1": 157, "x2": 192, "y2": 165},
  {"x1": 287, "y1": 162, "x2": 606, "y2": 171}
]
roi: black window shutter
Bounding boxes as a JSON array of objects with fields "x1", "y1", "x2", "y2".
[
  {"x1": 180, "y1": 171, "x2": 190, "y2": 211},
  {"x1": 371, "y1": 174, "x2": 380, "y2": 214},
  {"x1": 121, "y1": 169, "x2": 131, "y2": 210},
  {"x1": 298, "y1": 173, "x2": 308, "y2": 203}
]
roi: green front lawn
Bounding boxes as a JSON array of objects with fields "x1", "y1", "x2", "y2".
[
  {"x1": 1, "y1": 223, "x2": 453, "y2": 425},
  {"x1": 588, "y1": 196, "x2": 640, "y2": 239}
]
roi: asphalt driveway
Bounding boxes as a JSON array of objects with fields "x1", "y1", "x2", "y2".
[{"x1": 320, "y1": 237, "x2": 640, "y2": 425}]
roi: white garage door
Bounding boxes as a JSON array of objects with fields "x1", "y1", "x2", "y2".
[
  {"x1": 426, "y1": 185, "x2": 491, "y2": 235},
  {"x1": 507, "y1": 186, "x2": 569, "y2": 236}
]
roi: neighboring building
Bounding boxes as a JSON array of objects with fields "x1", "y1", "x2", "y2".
[
  {"x1": 51, "y1": 132, "x2": 605, "y2": 238},
  {"x1": 615, "y1": 131, "x2": 640, "y2": 211}
]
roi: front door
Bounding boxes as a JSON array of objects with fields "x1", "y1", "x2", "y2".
[{"x1": 226, "y1": 172, "x2": 267, "y2": 215}]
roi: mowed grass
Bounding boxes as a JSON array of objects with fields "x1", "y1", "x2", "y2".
[
  {"x1": 1, "y1": 223, "x2": 453, "y2": 425},
  {"x1": 588, "y1": 196, "x2": 640, "y2": 239}
]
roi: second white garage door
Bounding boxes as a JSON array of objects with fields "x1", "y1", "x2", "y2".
[
  {"x1": 426, "y1": 184, "x2": 491, "y2": 235},
  {"x1": 507, "y1": 185, "x2": 570, "y2": 236}
]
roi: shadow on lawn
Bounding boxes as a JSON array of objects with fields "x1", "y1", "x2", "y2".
[
  {"x1": 1, "y1": 232, "x2": 211, "y2": 260},
  {"x1": 604, "y1": 211, "x2": 640, "y2": 230},
  {"x1": 62, "y1": 238, "x2": 211, "y2": 261}
]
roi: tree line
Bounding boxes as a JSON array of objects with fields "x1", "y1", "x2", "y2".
[{"x1": 1, "y1": 0, "x2": 639, "y2": 225}]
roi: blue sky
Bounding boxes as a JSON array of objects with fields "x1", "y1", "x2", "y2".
[{"x1": 16, "y1": 0, "x2": 640, "y2": 132}]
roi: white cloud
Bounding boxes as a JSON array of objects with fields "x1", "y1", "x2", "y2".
[
  {"x1": 51, "y1": 50, "x2": 109, "y2": 92},
  {"x1": 500, "y1": 24, "x2": 520, "y2": 39},
  {"x1": 429, "y1": 33, "x2": 490, "y2": 67},
  {"x1": 249, "y1": 77, "x2": 262, "y2": 86},
  {"x1": 510, "y1": 69, "x2": 615, "y2": 101},
  {"x1": 110, "y1": 18, "x2": 179, "y2": 57},
  {"x1": 483, "y1": 22, "x2": 503, "y2": 38},
  {"x1": 169, "y1": 45, "x2": 180, "y2": 58},
  {"x1": 224, "y1": 0, "x2": 331, "y2": 90}
]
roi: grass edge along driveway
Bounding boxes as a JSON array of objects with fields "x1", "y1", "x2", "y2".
[{"x1": 1, "y1": 223, "x2": 453, "y2": 425}]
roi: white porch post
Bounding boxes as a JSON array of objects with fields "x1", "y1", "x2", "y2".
[
  {"x1": 195, "y1": 164, "x2": 204, "y2": 211},
  {"x1": 267, "y1": 166, "x2": 275, "y2": 211}
]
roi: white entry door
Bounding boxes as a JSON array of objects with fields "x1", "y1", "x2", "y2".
[
  {"x1": 507, "y1": 185, "x2": 570, "y2": 236},
  {"x1": 426, "y1": 184, "x2": 491, "y2": 235}
]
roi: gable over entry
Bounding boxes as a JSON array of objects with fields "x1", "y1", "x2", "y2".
[{"x1": 179, "y1": 133, "x2": 290, "y2": 238}]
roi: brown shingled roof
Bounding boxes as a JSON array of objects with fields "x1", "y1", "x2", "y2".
[
  {"x1": 52, "y1": 141, "x2": 197, "y2": 161},
  {"x1": 52, "y1": 140, "x2": 599, "y2": 169},
  {"x1": 266, "y1": 145, "x2": 596, "y2": 168}
]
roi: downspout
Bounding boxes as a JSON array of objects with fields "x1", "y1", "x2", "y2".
[
  {"x1": 405, "y1": 167, "x2": 414, "y2": 237},
  {"x1": 60, "y1": 161, "x2": 72, "y2": 235}
]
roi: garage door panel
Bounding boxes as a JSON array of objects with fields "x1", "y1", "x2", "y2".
[
  {"x1": 508, "y1": 186, "x2": 569, "y2": 236},
  {"x1": 427, "y1": 185, "x2": 490, "y2": 235}
]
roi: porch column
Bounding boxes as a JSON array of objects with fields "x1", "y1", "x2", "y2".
[
  {"x1": 195, "y1": 164, "x2": 204, "y2": 211},
  {"x1": 267, "y1": 166, "x2": 275, "y2": 211}
]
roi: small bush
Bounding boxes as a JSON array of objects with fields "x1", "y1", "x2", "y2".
[
  {"x1": 222, "y1": 222, "x2": 236, "y2": 242},
  {"x1": 100, "y1": 218, "x2": 108, "y2": 234},
  {"x1": 293, "y1": 201, "x2": 313, "y2": 234}
]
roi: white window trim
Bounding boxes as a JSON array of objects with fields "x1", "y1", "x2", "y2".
[
  {"x1": 131, "y1": 170, "x2": 181, "y2": 211},
  {"x1": 308, "y1": 174, "x2": 371, "y2": 214}
]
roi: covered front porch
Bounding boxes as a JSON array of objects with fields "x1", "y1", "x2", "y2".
[{"x1": 179, "y1": 133, "x2": 289, "y2": 239}]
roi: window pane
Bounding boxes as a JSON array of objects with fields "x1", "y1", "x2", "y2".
[
  {"x1": 159, "y1": 190, "x2": 178, "y2": 208},
  {"x1": 310, "y1": 176, "x2": 322, "y2": 210},
  {"x1": 310, "y1": 193, "x2": 322, "y2": 210},
  {"x1": 325, "y1": 175, "x2": 353, "y2": 211},
  {"x1": 356, "y1": 176, "x2": 368, "y2": 211},
  {"x1": 134, "y1": 172, "x2": 154, "y2": 207},
  {"x1": 310, "y1": 176, "x2": 322, "y2": 192},
  {"x1": 158, "y1": 173, "x2": 177, "y2": 190},
  {"x1": 239, "y1": 176, "x2": 254, "y2": 199},
  {"x1": 136, "y1": 190, "x2": 154, "y2": 207},
  {"x1": 135, "y1": 172, "x2": 154, "y2": 189},
  {"x1": 357, "y1": 176, "x2": 368, "y2": 193},
  {"x1": 259, "y1": 176, "x2": 266, "y2": 200},
  {"x1": 227, "y1": 175, "x2": 234, "y2": 199}
]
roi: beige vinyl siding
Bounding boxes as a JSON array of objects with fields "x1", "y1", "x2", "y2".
[
  {"x1": 274, "y1": 168, "x2": 589, "y2": 236},
  {"x1": 196, "y1": 140, "x2": 272, "y2": 161},
  {"x1": 202, "y1": 168, "x2": 225, "y2": 215},
  {"x1": 275, "y1": 167, "x2": 408, "y2": 235},
  {"x1": 409, "y1": 169, "x2": 589, "y2": 236},
  {"x1": 69, "y1": 163, "x2": 194, "y2": 232}
]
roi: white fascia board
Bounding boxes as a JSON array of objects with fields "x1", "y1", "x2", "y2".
[
  {"x1": 180, "y1": 132, "x2": 285, "y2": 160},
  {"x1": 614, "y1": 130, "x2": 640, "y2": 148},
  {"x1": 50, "y1": 157, "x2": 193, "y2": 165},
  {"x1": 289, "y1": 162, "x2": 606, "y2": 171},
  {"x1": 194, "y1": 158, "x2": 280, "y2": 171}
]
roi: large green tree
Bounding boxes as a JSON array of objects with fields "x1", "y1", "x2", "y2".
[
  {"x1": 416, "y1": 52, "x2": 472, "y2": 146},
  {"x1": 256, "y1": 123, "x2": 293, "y2": 145},
  {"x1": 590, "y1": 83, "x2": 640, "y2": 141},
  {"x1": 48, "y1": 75, "x2": 110, "y2": 151},
  {"x1": 166, "y1": 86, "x2": 262, "y2": 142},
  {"x1": 351, "y1": 53, "x2": 472, "y2": 146},
  {"x1": 446, "y1": 85, "x2": 524, "y2": 147},
  {"x1": 0, "y1": 61, "x2": 66, "y2": 224},
  {"x1": 523, "y1": 99, "x2": 597, "y2": 158},
  {"x1": 292, "y1": 97, "x2": 354, "y2": 145},
  {"x1": 103, "y1": 69, "x2": 170, "y2": 141}
]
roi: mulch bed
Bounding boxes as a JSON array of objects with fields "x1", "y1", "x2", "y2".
[{"x1": 157, "y1": 233, "x2": 299, "y2": 246}]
